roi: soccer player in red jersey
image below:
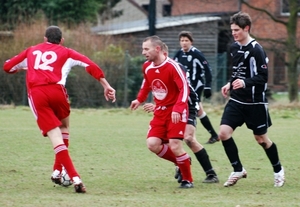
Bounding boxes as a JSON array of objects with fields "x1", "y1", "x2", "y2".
[
  {"x1": 3, "y1": 26, "x2": 116, "y2": 193},
  {"x1": 130, "y1": 36, "x2": 193, "y2": 188}
]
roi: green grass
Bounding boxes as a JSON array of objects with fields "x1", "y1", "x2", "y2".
[{"x1": 0, "y1": 103, "x2": 300, "y2": 207}]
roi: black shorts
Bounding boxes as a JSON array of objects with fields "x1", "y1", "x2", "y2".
[
  {"x1": 188, "y1": 108, "x2": 197, "y2": 127},
  {"x1": 220, "y1": 100, "x2": 272, "y2": 135},
  {"x1": 195, "y1": 85, "x2": 204, "y2": 102}
]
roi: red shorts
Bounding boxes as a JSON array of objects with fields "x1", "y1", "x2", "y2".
[
  {"x1": 147, "y1": 106, "x2": 187, "y2": 143},
  {"x1": 28, "y1": 84, "x2": 70, "y2": 136}
]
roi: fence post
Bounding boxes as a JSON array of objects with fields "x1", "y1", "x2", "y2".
[{"x1": 123, "y1": 50, "x2": 129, "y2": 107}]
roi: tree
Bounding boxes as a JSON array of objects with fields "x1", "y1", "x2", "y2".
[
  {"x1": 241, "y1": 0, "x2": 300, "y2": 102},
  {"x1": 0, "y1": 0, "x2": 120, "y2": 30}
]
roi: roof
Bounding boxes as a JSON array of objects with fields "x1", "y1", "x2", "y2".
[{"x1": 91, "y1": 15, "x2": 221, "y2": 35}]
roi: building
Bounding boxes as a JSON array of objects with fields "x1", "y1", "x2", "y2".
[{"x1": 92, "y1": 0, "x2": 300, "y2": 92}]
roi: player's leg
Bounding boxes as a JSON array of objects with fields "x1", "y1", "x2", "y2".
[
  {"x1": 147, "y1": 116, "x2": 177, "y2": 164},
  {"x1": 198, "y1": 107, "x2": 219, "y2": 143},
  {"x1": 147, "y1": 137, "x2": 177, "y2": 164},
  {"x1": 168, "y1": 113, "x2": 193, "y2": 188},
  {"x1": 184, "y1": 123, "x2": 218, "y2": 183},
  {"x1": 169, "y1": 138, "x2": 193, "y2": 188},
  {"x1": 53, "y1": 117, "x2": 70, "y2": 175},
  {"x1": 196, "y1": 87, "x2": 218, "y2": 143},
  {"x1": 219, "y1": 101, "x2": 247, "y2": 187},
  {"x1": 29, "y1": 85, "x2": 85, "y2": 193},
  {"x1": 51, "y1": 86, "x2": 71, "y2": 185},
  {"x1": 249, "y1": 105, "x2": 285, "y2": 187},
  {"x1": 54, "y1": 86, "x2": 85, "y2": 193},
  {"x1": 60, "y1": 117, "x2": 70, "y2": 147},
  {"x1": 254, "y1": 133, "x2": 285, "y2": 187},
  {"x1": 47, "y1": 127, "x2": 85, "y2": 193}
]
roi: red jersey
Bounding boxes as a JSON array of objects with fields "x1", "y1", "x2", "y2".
[
  {"x1": 3, "y1": 42, "x2": 105, "y2": 89},
  {"x1": 137, "y1": 57, "x2": 189, "y2": 114}
]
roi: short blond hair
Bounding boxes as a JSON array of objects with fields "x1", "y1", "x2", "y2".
[{"x1": 143, "y1": 35, "x2": 165, "y2": 49}]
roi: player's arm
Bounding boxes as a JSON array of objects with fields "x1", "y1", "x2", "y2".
[
  {"x1": 196, "y1": 51, "x2": 212, "y2": 88},
  {"x1": 3, "y1": 49, "x2": 28, "y2": 74},
  {"x1": 136, "y1": 78, "x2": 151, "y2": 103},
  {"x1": 243, "y1": 48, "x2": 268, "y2": 87},
  {"x1": 143, "y1": 103, "x2": 155, "y2": 113},
  {"x1": 172, "y1": 64, "x2": 189, "y2": 114},
  {"x1": 68, "y1": 49, "x2": 116, "y2": 102},
  {"x1": 130, "y1": 69, "x2": 151, "y2": 110},
  {"x1": 68, "y1": 48, "x2": 105, "y2": 80},
  {"x1": 99, "y1": 78, "x2": 116, "y2": 103},
  {"x1": 195, "y1": 51, "x2": 213, "y2": 98},
  {"x1": 130, "y1": 79, "x2": 150, "y2": 110}
]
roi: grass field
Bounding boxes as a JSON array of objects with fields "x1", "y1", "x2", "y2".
[{"x1": 0, "y1": 99, "x2": 300, "y2": 207}]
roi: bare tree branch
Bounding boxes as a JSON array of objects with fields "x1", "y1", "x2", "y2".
[
  {"x1": 252, "y1": 36, "x2": 286, "y2": 45},
  {"x1": 241, "y1": 0, "x2": 287, "y2": 25}
]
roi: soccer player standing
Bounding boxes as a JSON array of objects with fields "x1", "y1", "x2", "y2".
[
  {"x1": 130, "y1": 36, "x2": 193, "y2": 188},
  {"x1": 3, "y1": 26, "x2": 116, "y2": 193},
  {"x1": 174, "y1": 31, "x2": 219, "y2": 144},
  {"x1": 219, "y1": 12, "x2": 285, "y2": 187},
  {"x1": 142, "y1": 43, "x2": 219, "y2": 184}
]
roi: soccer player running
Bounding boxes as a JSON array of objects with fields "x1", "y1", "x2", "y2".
[
  {"x1": 130, "y1": 36, "x2": 193, "y2": 188},
  {"x1": 3, "y1": 26, "x2": 116, "y2": 193},
  {"x1": 143, "y1": 43, "x2": 219, "y2": 184},
  {"x1": 174, "y1": 31, "x2": 219, "y2": 144},
  {"x1": 219, "y1": 12, "x2": 285, "y2": 187}
]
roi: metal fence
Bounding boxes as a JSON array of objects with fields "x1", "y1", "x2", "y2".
[{"x1": 2, "y1": 51, "x2": 292, "y2": 107}]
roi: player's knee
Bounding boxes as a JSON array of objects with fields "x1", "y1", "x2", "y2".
[
  {"x1": 218, "y1": 131, "x2": 228, "y2": 141},
  {"x1": 146, "y1": 140, "x2": 161, "y2": 153},
  {"x1": 147, "y1": 143, "x2": 160, "y2": 153},
  {"x1": 169, "y1": 141, "x2": 182, "y2": 152},
  {"x1": 258, "y1": 141, "x2": 267, "y2": 149},
  {"x1": 184, "y1": 138, "x2": 192, "y2": 148},
  {"x1": 184, "y1": 133, "x2": 193, "y2": 142}
]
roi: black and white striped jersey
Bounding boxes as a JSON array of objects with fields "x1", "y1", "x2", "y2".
[
  {"x1": 178, "y1": 62, "x2": 199, "y2": 114},
  {"x1": 174, "y1": 46, "x2": 212, "y2": 91},
  {"x1": 229, "y1": 39, "x2": 269, "y2": 104}
]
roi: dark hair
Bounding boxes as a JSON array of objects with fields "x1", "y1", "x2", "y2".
[
  {"x1": 45, "y1": 26, "x2": 62, "y2": 44},
  {"x1": 230, "y1": 12, "x2": 252, "y2": 30},
  {"x1": 178, "y1": 31, "x2": 193, "y2": 42}
]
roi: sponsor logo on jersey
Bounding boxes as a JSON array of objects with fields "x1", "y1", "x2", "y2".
[
  {"x1": 244, "y1": 51, "x2": 249, "y2": 59},
  {"x1": 261, "y1": 64, "x2": 267, "y2": 69},
  {"x1": 152, "y1": 79, "x2": 168, "y2": 100}
]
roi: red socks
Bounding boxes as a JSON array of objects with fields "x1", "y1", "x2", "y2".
[
  {"x1": 53, "y1": 133, "x2": 69, "y2": 172},
  {"x1": 54, "y1": 144, "x2": 79, "y2": 179},
  {"x1": 156, "y1": 144, "x2": 177, "y2": 164},
  {"x1": 156, "y1": 146, "x2": 193, "y2": 182},
  {"x1": 176, "y1": 153, "x2": 193, "y2": 182},
  {"x1": 62, "y1": 133, "x2": 69, "y2": 148}
]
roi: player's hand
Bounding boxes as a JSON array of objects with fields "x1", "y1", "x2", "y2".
[
  {"x1": 171, "y1": 112, "x2": 180, "y2": 124},
  {"x1": 130, "y1": 99, "x2": 141, "y2": 110},
  {"x1": 203, "y1": 87, "x2": 212, "y2": 98},
  {"x1": 232, "y1": 79, "x2": 245, "y2": 90},
  {"x1": 143, "y1": 103, "x2": 155, "y2": 113},
  {"x1": 104, "y1": 87, "x2": 116, "y2": 103},
  {"x1": 221, "y1": 83, "x2": 230, "y2": 98}
]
